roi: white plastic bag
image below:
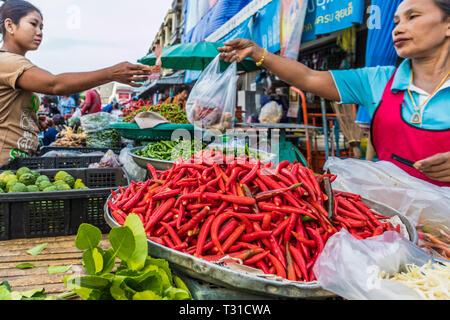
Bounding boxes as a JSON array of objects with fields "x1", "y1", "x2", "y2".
[
  {"x1": 186, "y1": 55, "x2": 238, "y2": 134},
  {"x1": 324, "y1": 157, "x2": 450, "y2": 261},
  {"x1": 314, "y1": 229, "x2": 432, "y2": 300},
  {"x1": 258, "y1": 101, "x2": 283, "y2": 124},
  {"x1": 119, "y1": 147, "x2": 146, "y2": 182}
]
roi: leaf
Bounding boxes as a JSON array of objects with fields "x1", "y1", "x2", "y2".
[
  {"x1": 101, "y1": 248, "x2": 116, "y2": 274},
  {"x1": 164, "y1": 287, "x2": 192, "y2": 300},
  {"x1": 123, "y1": 214, "x2": 148, "y2": 271},
  {"x1": 0, "y1": 283, "x2": 12, "y2": 300},
  {"x1": 26, "y1": 243, "x2": 47, "y2": 256},
  {"x1": 63, "y1": 275, "x2": 112, "y2": 300},
  {"x1": 18, "y1": 287, "x2": 45, "y2": 299},
  {"x1": 144, "y1": 257, "x2": 173, "y2": 284},
  {"x1": 48, "y1": 265, "x2": 72, "y2": 275},
  {"x1": 109, "y1": 226, "x2": 135, "y2": 263},
  {"x1": 133, "y1": 290, "x2": 163, "y2": 300},
  {"x1": 110, "y1": 277, "x2": 136, "y2": 301},
  {"x1": 15, "y1": 263, "x2": 35, "y2": 270},
  {"x1": 75, "y1": 224, "x2": 102, "y2": 250},
  {"x1": 83, "y1": 248, "x2": 104, "y2": 275},
  {"x1": 173, "y1": 276, "x2": 192, "y2": 299}
]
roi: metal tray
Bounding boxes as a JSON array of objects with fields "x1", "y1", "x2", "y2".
[
  {"x1": 104, "y1": 195, "x2": 418, "y2": 299},
  {"x1": 129, "y1": 147, "x2": 173, "y2": 171}
]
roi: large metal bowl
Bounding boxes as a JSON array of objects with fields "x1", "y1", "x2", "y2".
[
  {"x1": 129, "y1": 146, "x2": 173, "y2": 171},
  {"x1": 104, "y1": 195, "x2": 418, "y2": 299}
]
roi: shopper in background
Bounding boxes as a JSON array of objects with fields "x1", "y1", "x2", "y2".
[
  {"x1": 58, "y1": 95, "x2": 76, "y2": 119},
  {"x1": 42, "y1": 114, "x2": 65, "y2": 146},
  {"x1": 0, "y1": 0, "x2": 156, "y2": 165},
  {"x1": 81, "y1": 88, "x2": 102, "y2": 115}
]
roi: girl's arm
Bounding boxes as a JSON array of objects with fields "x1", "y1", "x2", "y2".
[
  {"x1": 16, "y1": 62, "x2": 155, "y2": 96},
  {"x1": 218, "y1": 39, "x2": 341, "y2": 101}
]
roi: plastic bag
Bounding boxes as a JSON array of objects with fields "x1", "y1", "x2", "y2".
[
  {"x1": 119, "y1": 147, "x2": 147, "y2": 182},
  {"x1": 68, "y1": 108, "x2": 82, "y2": 127},
  {"x1": 42, "y1": 150, "x2": 83, "y2": 157},
  {"x1": 313, "y1": 229, "x2": 433, "y2": 300},
  {"x1": 186, "y1": 55, "x2": 238, "y2": 134},
  {"x1": 258, "y1": 101, "x2": 283, "y2": 124},
  {"x1": 81, "y1": 113, "x2": 120, "y2": 148},
  {"x1": 324, "y1": 157, "x2": 450, "y2": 261},
  {"x1": 89, "y1": 150, "x2": 121, "y2": 168}
]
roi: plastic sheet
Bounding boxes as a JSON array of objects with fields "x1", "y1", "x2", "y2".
[
  {"x1": 186, "y1": 55, "x2": 238, "y2": 134},
  {"x1": 119, "y1": 147, "x2": 147, "y2": 182},
  {"x1": 314, "y1": 229, "x2": 432, "y2": 300},
  {"x1": 89, "y1": 150, "x2": 121, "y2": 168},
  {"x1": 258, "y1": 101, "x2": 283, "y2": 124},
  {"x1": 324, "y1": 157, "x2": 450, "y2": 261}
]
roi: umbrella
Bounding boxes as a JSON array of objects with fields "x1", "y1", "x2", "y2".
[{"x1": 138, "y1": 42, "x2": 260, "y2": 72}]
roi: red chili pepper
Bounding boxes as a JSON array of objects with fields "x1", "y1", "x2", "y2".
[
  {"x1": 160, "y1": 221, "x2": 183, "y2": 247},
  {"x1": 162, "y1": 235, "x2": 175, "y2": 249},
  {"x1": 244, "y1": 250, "x2": 270, "y2": 266},
  {"x1": 291, "y1": 232, "x2": 316, "y2": 248},
  {"x1": 194, "y1": 214, "x2": 215, "y2": 257},
  {"x1": 306, "y1": 227, "x2": 325, "y2": 258},
  {"x1": 254, "y1": 183, "x2": 303, "y2": 202},
  {"x1": 239, "y1": 231, "x2": 272, "y2": 242},
  {"x1": 258, "y1": 202, "x2": 317, "y2": 220},
  {"x1": 268, "y1": 235, "x2": 286, "y2": 268},
  {"x1": 261, "y1": 214, "x2": 271, "y2": 231},
  {"x1": 147, "y1": 163, "x2": 159, "y2": 180},
  {"x1": 203, "y1": 219, "x2": 239, "y2": 253},
  {"x1": 152, "y1": 188, "x2": 181, "y2": 201},
  {"x1": 267, "y1": 253, "x2": 286, "y2": 279},
  {"x1": 148, "y1": 237, "x2": 165, "y2": 246},
  {"x1": 289, "y1": 245, "x2": 309, "y2": 282},
  {"x1": 240, "y1": 159, "x2": 261, "y2": 185},
  {"x1": 145, "y1": 197, "x2": 176, "y2": 233},
  {"x1": 284, "y1": 213, "x2": 298, "y2": 244},
  {"x1": 285, "y1": 243, "x2": 297, "y2": 281},
  {"x1": 210, "y1": 213, "x2": 232, "y2": 255},
  {"x1": 178, "y1": 206, "x2": 211, "y2": 236},
  {"x1": 222, "y1": 224, "x2": 246, "y2": 253}
]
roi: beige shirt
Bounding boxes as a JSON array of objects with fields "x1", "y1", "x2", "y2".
[{"x1": 0, "y1": 51, "x2": 40, "y2": 165}]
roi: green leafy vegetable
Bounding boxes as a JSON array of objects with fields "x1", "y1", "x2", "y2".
[
  {"x1": 26, "y1": 243, "x2": 48, "y2": 256},
  {"x1": 63, "y1": 214, "x2": 192, "y2": 300},
  {"x1": 75, "y1": 224, "x2": 102, "y2": 250}
]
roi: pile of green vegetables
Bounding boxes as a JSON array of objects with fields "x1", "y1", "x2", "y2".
[
  {"x1": 123, "y1": 104, "x2": 188, "y2": 124},
  {"x1": 63, "y1": 214, "x2": 192, "y2": 300},
  {"x1": 135, "y1": 139, "x2": 209, "y2": 161},
  {"x1": 0, "y1": 168, "x2": 88, "y2": 193}
]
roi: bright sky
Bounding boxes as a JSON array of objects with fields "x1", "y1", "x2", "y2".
[{"x1": 26, "y1": 0, "x2": 172, "y2": 74}]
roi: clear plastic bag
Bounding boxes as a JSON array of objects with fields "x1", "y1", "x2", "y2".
[
  {"x1": 324, "y1": 157, "x2": 450, "y2": 261},
  {"x1": 258, "y1": 101, "x2": 283, "y2": 124},
  {"x1": 89, "y1": 150, "x2": 121, "y2": 168},
  {"x1": 119, "y1": 147, "x2": 147, "y2": 182},
  {"x1": 313, "y1": 229, "x2": 432, "y2": 300},
  {"x1": 185, "y1": 55, "x2": 238, "y2": 134},
  {"x1": 68, "y1": 108, "x2": 82, "y2": 127},
  {"x1": 80, "y1": 113, "x2": 120, "y2": 148}
]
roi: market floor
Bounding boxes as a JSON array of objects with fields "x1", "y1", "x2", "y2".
[{"x1": 0, "y1": 235, "x2": 111, "y2": 298}]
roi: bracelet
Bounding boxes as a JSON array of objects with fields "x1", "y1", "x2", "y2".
[{"x1": 256, "y1": 48, "x2": 268, "y2": 67}]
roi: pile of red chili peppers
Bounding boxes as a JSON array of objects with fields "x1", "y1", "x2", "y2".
[{"x1": 107, "y1": 149, "x2": 401, "y2": 283}]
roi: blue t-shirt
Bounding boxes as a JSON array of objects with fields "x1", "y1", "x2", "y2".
[
  {"x1": 58, "y1": 97, "x2": 76, "y2": 115},
  {"x1": 329, "y1": 59, "x2": 450, "y2": 130}
]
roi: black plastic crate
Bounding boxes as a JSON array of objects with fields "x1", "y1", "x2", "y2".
[
  {"x1": 0, "y1": 167, "x2": 129, "y2": 240},
  {"x1": 0, "y1": 156, "x2": 104, "y2": 170},
  {"x1": 40, "y1": 146, "x2": 121, "y2": 155}
]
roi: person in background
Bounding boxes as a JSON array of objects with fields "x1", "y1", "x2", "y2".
[
  {"x1": 111, "y1": 103, "x2": 121, "y2": 116},
  {"x1": 58, "y1": 95, "x2": 76, "y2": 119},
  {"x1": 81, "y1": 88, "x2": 102, "y2": 115},
  {"x1": 165, "y1": 86, "x2": 189, "y2": 109},
  {"x1": 42, "y1": 114, "x2": 65, "y2": 146}
]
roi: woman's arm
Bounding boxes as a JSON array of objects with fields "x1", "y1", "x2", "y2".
[
  {"x1": 218, "y1": 39, "x2": 341, "y2": 101},
  {"x1": 16, "y1": 62, "x2": 155, "y2": 96}
]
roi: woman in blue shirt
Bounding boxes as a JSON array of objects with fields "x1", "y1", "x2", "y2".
[{"x1": 219, "y1": 0, "x2": 450, "y2": 186}]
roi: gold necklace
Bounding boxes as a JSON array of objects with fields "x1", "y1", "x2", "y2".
[{"x1": 407, "y1": 71, "x2": 449, "y2": 125}]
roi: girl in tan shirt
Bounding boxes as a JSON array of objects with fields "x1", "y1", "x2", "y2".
[{"x1": 0, "y1": 0, "x2": 157, "y2": 165}]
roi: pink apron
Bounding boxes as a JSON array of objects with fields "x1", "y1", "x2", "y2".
[{"x1": 371, "y1": 71, "x2": 450, "y2": 187}]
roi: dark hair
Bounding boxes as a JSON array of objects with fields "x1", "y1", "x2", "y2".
[
  {"x1": 0, "y1": 0, "x2": 42, "y2": 36},
  {"x1": 433, "y1": 0, "x2": 450, "y2": 19},
  {"x1": 52, "y1": 114, "x2": 65, "y2": 126}
]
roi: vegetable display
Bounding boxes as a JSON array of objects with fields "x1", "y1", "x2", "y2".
[
  {"x1": 107, "y1": 150, "x2": 403, "y2": 282},
  {"x1": 0, "y1": 168, "x2": 88, "y2": 193},
  {"x1": 119, "y1": 99, "x2": 153, "y2": 118},
  {"x1": 53, "y1": 126, "x2": 86, "y2": 147},
  {"x1": 417, "y1": 223, "x2": 450, "y2": 261},
  {"x1": 123, "y1": 104, "x2": 188, "y2": 124},
  {"x1": 135, "y1": 140, "x2": 209, "y2": 161},
  {"x1": 63, "y1": 215, "x2": 193, "y2": 300},
  {"x1": 381, "y1": 261, "x2": 450, "y2": 300}
]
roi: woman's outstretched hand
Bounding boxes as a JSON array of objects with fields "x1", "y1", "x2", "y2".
[
  {"x1": 414, "y1": 152, "x2": 450, "y2": 182},
  {"x1": 218, "y1": 39, "x2": 262, "y2": 63},
  {"x1": 108, "y1": 62, "x2": 156, "y2": 88}
]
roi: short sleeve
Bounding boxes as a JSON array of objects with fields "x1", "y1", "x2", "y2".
[
  {"x1": 0, "y1": 53, "x2": 35, "y2": 89},
  {"x1": 329, "y1": 66, "x2": 396, "y2": 117}
]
